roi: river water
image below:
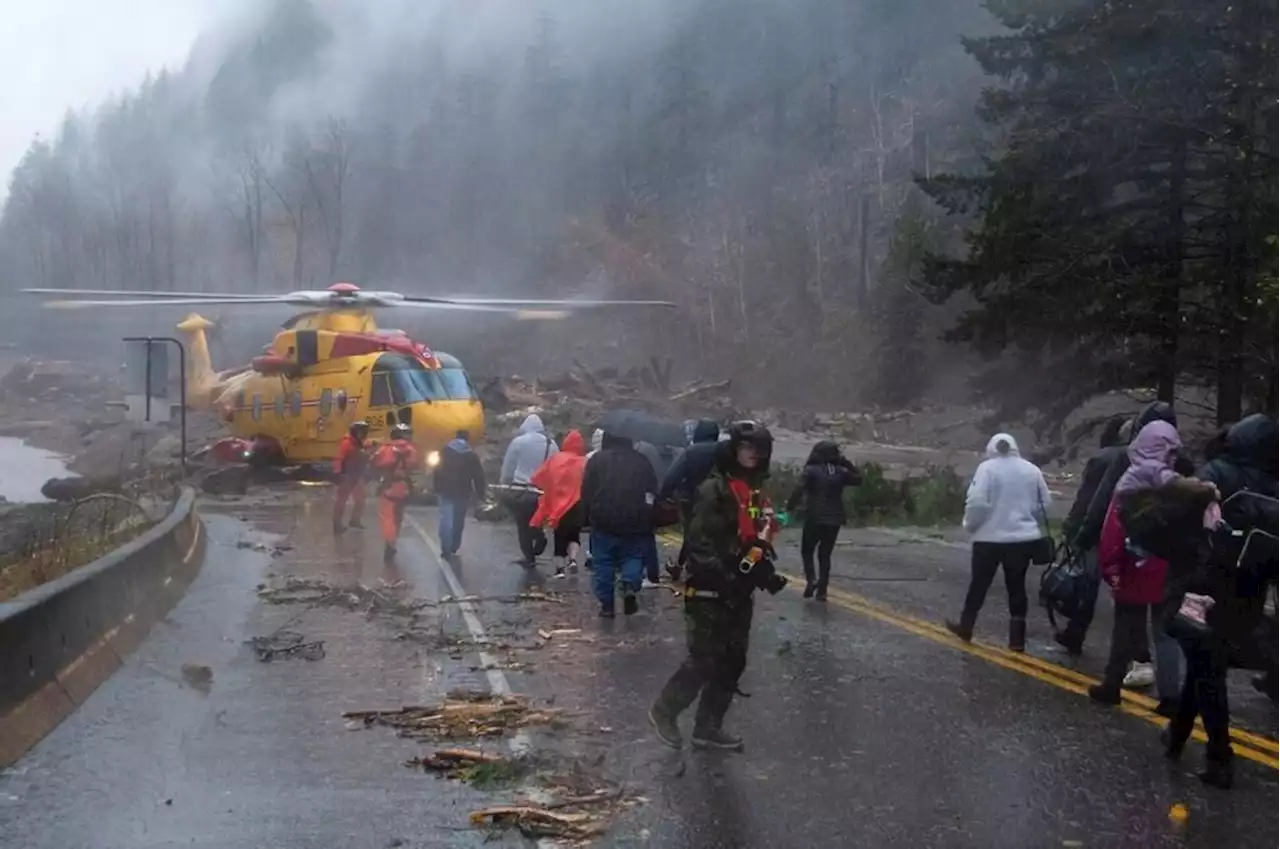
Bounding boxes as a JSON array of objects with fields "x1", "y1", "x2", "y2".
[{"x1": 0, "y1": 437, "x2": 74, "y2": 503}]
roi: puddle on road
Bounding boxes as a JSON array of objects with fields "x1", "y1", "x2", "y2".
[{"x1": 0, "y1": 436, "x2": 74, "y2": 503}]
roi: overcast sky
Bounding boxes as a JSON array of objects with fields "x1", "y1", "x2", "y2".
[{"x1": 0, "y1": 0, "x2": 218, "y2": 196}]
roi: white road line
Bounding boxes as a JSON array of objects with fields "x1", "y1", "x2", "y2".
[{"x1": 405, "y1": 515, "x2": 532, "y2": 756}]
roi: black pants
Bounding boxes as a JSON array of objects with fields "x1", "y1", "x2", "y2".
[
  {"x1": 655, "y1": 598, "x2": 753, "y2": 731},
  {"x1": 510, "y1": 494, "x2": 546, "y2": 562},
  {"x1": 959, "y1": 541, "x2": 1031, "y2": 629},
  {"x1": 801, "y1": 522, "x2": 840, "y2": 592},
  {"x1": 1102, "y1": 602, "x2": 1154, "y2": 689},
  {"x1": 1169, "y1": 638, "x2": 1232, "y2": 761}
]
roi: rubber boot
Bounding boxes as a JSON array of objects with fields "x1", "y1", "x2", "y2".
[
  {"x1": 1009, "y1": 617, "x2": 1026, "y2": 653},
  {"x1": 692, "y1": 684, "x2": 742, "y2": 751}
]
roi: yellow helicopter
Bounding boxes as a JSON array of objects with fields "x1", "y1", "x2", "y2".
[{"x1": 25, "y1": 283, "x2": 674, "y2": 468}]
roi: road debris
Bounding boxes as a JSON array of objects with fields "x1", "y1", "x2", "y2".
[
  {"x1": 344, "y1": 692, "x2": 560, "y2": 739},
  {"x1": 469, "y1": 805, "x2": 606, "y2": 841},
  {"x1": 407, "y1": 749, "x2": 529, "y2": 789},
  {"x1": 246, "y1": 629, "x2": 326, "y2": 662},
  {"x1": 538, "y1": 628, "x2": 582, "y2": 641},
  {"x1": 180, "y1": 662, "x2": 213, "y2": 693},
  {"x1": 257, "y1": 575, "x2": 429, "y2": 618}
]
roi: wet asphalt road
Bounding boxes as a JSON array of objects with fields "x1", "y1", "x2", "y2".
[{"x1": 0, "y1": 488, "x2": 1275, "y2": 849}]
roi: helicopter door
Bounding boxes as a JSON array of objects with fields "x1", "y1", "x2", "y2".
[{"x1": 315, "y1": 386, "x2": 346, "y2": 450}]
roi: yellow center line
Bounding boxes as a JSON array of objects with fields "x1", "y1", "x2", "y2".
[{"x1": 655, "y1": 532, "x2": 1277, "y2": 767}]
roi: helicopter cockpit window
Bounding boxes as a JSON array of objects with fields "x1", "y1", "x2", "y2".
[
  {"x1": 438, "y1": 368, "x2": 476, "y2": 400},
  {"x1": 370, "y1": 354, "x2": 448, "y2": 406}
]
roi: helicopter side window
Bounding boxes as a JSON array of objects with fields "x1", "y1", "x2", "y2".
[
  {"x1": 320, "y1": 389, "x2": 332, "y2": 416},
  {"x1": 251, "y1": 394, "x2": 262, "y2": 421},
  {"x1": 274, "y1": 395, "x2": 285, "y2": 418},
  {"x1": 369, "y1": 372, "x2": 393, "y2": 407},
  {"x1": 291, "y1": 391, "x2": 302, "y2": 417}
]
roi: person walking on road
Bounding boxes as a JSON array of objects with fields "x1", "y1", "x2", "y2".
[
  {"x1": 1086, "y1": 419, "x2": 1194, "y2": 714},
  {"x1": 649, "y1": 422, "x2": 780, "y2": 751},
  {"x1": 371, "y1": 423, "x2": 420, "y2": 563},
  {"x1": 529, "y1": 430, "x2": 588, "y2": 578},
  {"x1": 432, "y1": 429, "x2": 486, "y2": 558},
  {"x1": 580, "y1": 430, "x2": 658, "y2": 617},
  {"x1": 332, "y1": 420, "x2": 371, "y2": 533},
  {"x1": 1055, "y1": 415, "x2": 1130, "y2": 654},
  {"x1": 500, "y1": 413, "x2": 558, "y2": 567},
  {"x1": 785, "y1": 440, "x2": 862, "y2": 601},
  {"x1": 946, "y1": 433, "x2": 1051, "y2": 652}
]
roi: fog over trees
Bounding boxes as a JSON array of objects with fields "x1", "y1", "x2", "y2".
[{"x1": 2, "y1": 0, "x2": 1274, "y2": 424}]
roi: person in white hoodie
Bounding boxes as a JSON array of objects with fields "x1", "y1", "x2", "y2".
[
  {"x1": 945, "y1": 432, "x2": 1051, "y2": 652},
  {"x1": 501, "y1": 414, "x2": 559, "y2": 566}
]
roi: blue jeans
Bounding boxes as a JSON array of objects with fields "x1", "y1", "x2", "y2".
[
  {"x1": 643, "y1": 534, "x2": 660, "y2": 582},
  {"x1": 438, "y1": 497, "x2": 467, "y2": 555},
  {"x1": 591, "y1": 530, "x2": 647, "y2": 609}
]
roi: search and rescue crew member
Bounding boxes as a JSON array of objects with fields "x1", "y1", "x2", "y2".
[
  {"x1": 649, "y1": 422, "x2": 781, "y2": 752},
  {"x1": 371, "y1": 423, "x2": 420, "y2": 562},
  {"x1": 332, "y1": 420, "x2": 371, "y2": 533}
]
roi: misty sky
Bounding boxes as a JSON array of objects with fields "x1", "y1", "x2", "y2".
[{"x1": 0, "y1": 0, "x2": 218, "y2": 197}]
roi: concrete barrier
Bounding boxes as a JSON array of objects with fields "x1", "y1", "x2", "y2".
[{"x1": 0, "y1": 487, "x2": 205, "y2": 767}]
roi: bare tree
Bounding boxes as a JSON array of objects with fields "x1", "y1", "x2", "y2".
[{"x1": 301, "y1": 117, "x2": 353, "y2": 279}]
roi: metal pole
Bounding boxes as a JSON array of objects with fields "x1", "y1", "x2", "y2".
[{"x1": 143, "y1": 340, "x2": 153, "y2": 422}]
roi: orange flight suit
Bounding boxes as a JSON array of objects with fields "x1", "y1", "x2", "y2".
[
  {"x1": 371, "y1": 440, "x2": 420, "y2": 548},
  {"x1": 332, "y1": 433, "x2": 369, "y2": 527}
]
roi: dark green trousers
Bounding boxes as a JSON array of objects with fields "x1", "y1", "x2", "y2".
[{"x1": 655, "y1": 597, "x2": 753, "y2": 730}]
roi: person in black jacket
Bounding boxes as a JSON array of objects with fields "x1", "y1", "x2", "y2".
[
  {"x1": 432, "y1": 430, "x2": 487, "y2": 558},
  {"x1": 785, "y1": 441, "x2": 861, "y2": 600},
  {"x1": 1065, "y1": 403, "x2": 1188, "y2": 664},
  {"x1": 581, "y1": 431, "x2": 660, "y2": 617},
  {"x1": 659, "y1": 419, "x2": 721, "y2": 570},
  {"x1": 1054, "y1": 415, "x2": 1130, "y2": 654}
]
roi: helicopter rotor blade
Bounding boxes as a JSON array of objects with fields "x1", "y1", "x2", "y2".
[
  {"x1": 41, "y1": 297, "x2": 295, "y2": 309},
  {"x1": 22, "y1": 287, "x2": 281, "y2": 300},
  {"x1": 405, "y1": 295, "x2": 677, "y2": 308}
]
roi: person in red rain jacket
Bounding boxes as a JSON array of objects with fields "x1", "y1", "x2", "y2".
[
  {"x1": 332, "y1": 420, "x2": 370, "y2": 533},
  {"x1": 530, "y1": 430, "x2": 588, "y2": 577},
  {"x1": 371, "y1": 423, "x2": 420, "y2": 562}
]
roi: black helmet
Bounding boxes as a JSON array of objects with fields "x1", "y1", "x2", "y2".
[
  {"x1": 350, "y1": 420, "x2": 369, "y2": 439},
  {"x1": 390, "y1": 423, "x2": 412, "y2": 441},
  {"x1": 723, "y1": 420, "x2": 773, "y2": 478}
]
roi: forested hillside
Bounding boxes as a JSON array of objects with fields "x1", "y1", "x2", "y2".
[{"x1": 1, "y1": 0, "x2": 1274, "y2": 425}]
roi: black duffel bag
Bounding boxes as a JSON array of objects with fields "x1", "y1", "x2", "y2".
[{"x1": 1039, "y1": 543, "x2": 1090, "y2": 631}]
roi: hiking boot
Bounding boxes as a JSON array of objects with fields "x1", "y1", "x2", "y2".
[
  {"x1": 691, "y1": 727, "x2": 744, "y2": 752},
  {"x1": 599, "y1": 604, "x2": 615, "y2": 619},
  {"x1": 803, "y1": 583, "x2": 815, "y2": 599},
  {"x1": 623, "y1": 594, "x2": 639, "y2": 616},
  {"x1": 1087, "y1": 684, "x2": 1121, "y2": 706},
  {"x1": 648, "y1": 704, "x2": 682, "y2": 749},
  {"x1": 814, "y1": 589, "x2": 827, "y2": 602},
  {"x1": 554, "y1": 566, "x2": 566, "y2": 579},
  {"x1": 945, "y1": 619, "x2": 973, "y2": 642},
  {"x1": 348, "y1": 518, "x2": 364, "y2": 529}
]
